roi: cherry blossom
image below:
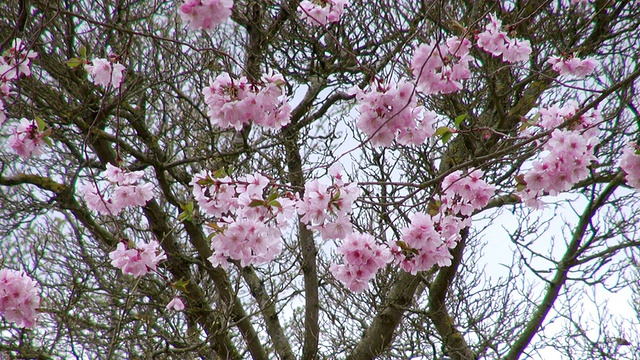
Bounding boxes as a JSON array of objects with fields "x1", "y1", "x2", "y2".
[
  {"x1": 8, "y1": 118, "x2": 47, "y2": 158},
  {"x1": 208, "y1": 218, "x2": 283, "y2": 268},
  {"x1": 109, "y1": 240, "x2": 167, "y2": 277},
  {"x1": 297, "y1": 165, "x2": 360, "y2": 240},
  {"x1": 392, "y1": 212, "x2": 465, "y2": 275},
  {"x1": 518, "y1": 101, "x2": 602, "y2": 207},
  {"x1": 476, "y1": 14, "x2": 531, "y2": 63},
  {"x1": 547, "y1": 55, "x2": 598, "y2": 78},
  {"x1": 330, "y1": 233, "x2": 393, "y2": 292},
  {"x1": 411, "y1": 37, "x2": 473, "y2": 95},
  {"x1": 536, "y1": 101, "x2": 601, "y2": 139},
  {"x1": 203, "y1": 72, "x2": 291, "y2": 131},
  {"x1": 298, "y1": 0, "x2": 349, "y2": 26},
  {"x1": 518, "y1": 128, "x2": 599, "y2": 207},
  {"x1": 620, "y1": 143, "x2": 640, "y2": 189},
  {"x1": 502, "y1": 38, "x2": 532, "y2": 63},
  {"x1": 166, "y1": 296, "x2": 185, "y2": 311},
  {"x1": 85, "y1": 58, "x2": 126, "y2": 88},
  {"x1": 440, "y1": 169, "x2": 496, "y2": 216},
  {"x1": 79, "y1": 163, "x2": 154, "y2": 215},
  {"x1": 0, "y1": 38, "x2": 38, "y2": 81},
  {"x1": 191, "y1": 170, "x2": 298, "y2": 268},
  {"x1": 179, "y1": 0, "x2": 233, "y2": 30},
  {"x1": 0, "y1": 268, "x2": 41, "y2": 329},
  {"x1": 353, "y1": 80, "x2": 437, "y2": 147}
]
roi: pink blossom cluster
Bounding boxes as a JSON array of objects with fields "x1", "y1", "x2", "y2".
[
  {"x1": 352, "y1": 80, "x2": 437, "y2": 147},
  {"x1": 390, "y1": 170, "x2": 494, "y2": 274},
  {"x1": 109, "y1": 240, "x2": 167, "y2": 277},
  {"x1": 440, "y1": 169, "x2": 496, "y2": 216},
  {"x1": 190, "y1": 171, "x2": 297, "y2": 268},
  {"x1": 298, "y1": 0, "x2": 349, "y2": 26},
  {"x1": 411, "y1": 37, "x2": 473, "y2": 95},
  {"x1": 620, "y1": 143, "x2": 640, "y2": 189},
  {"x1": 519, "y1": 129, "x2": 598, "y2": 207},
  {"x1": 547, "y1": 55, "x2": 598, "y2": 78},
  {"x1": 297, "y1": 164, "x2": 360, "y2": 240},
  {"x1": 85, "y1": 58, "x2": 126, "y2": 88},
  {"x1": 79, "y1": 163, "x2": 154, "y2": 215},
  {"x1": 518, "y1": 102, "x2": 602, "y2": 207},
  {"x1": 203, "y1": 72, "x2": 292, "y2": 131},
  {"x1": 1, "y1": 39, "x2": 37, "y2": 126},
  {"x1": 392, "y1": 212, "x2": 466, "y2": 275},
  {"x1": 477, "y1": 14, "x2": 532, "y2": 63},
  {"x1": 8, "y1": 118, "x2": 47, "y2": 158},
  {"x1": 0, "y1": 268, "x2": 40, "y2": 329},
  {"x1": 536, "y1": 101, "x2": 602, "y2": 135},
  {"x1": 0, "y1": 39, "x2": 37, "y2": 82},
  {"x1": 179, "y1": 0, "x2": 233, "y2": 30},
  {"x1": 329, "y1": 233, "x2": 393, "y2": 292}
]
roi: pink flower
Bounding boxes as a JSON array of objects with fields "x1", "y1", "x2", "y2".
[
  {"x1": 298, "y1": 0, "x2": 349, "y2": 26},
  {"x1": 8, "y1": 118, "x2": 46, "y2": 158},
  {"x1": 547, "y1": 56, "x2": 598, "y2": 78},
  {"x1": 111, "y1": 183, "x2": 154, "y2": 209},
  {"x1": 518, "y1": 128, "x2": 598, "y2": 205},
  {"x1": 412, "y1": 37, "x2": 473, "y2": 95},
  {"x1": 179, "y1": 0, "x2": 233, "y2": 30},
  {"x1": 440, "y1": 169, "x2": 496, "y2": 215},
  {"x1": 80, "y1": 164, "x2": 153, "y2": 215},
  {"x1": 208, "y1": 218, "x2": 283, "y2": 268},
  {"x1": 502, "y1": 38, "x2": 531, "y2": 63},
  {"x1": 203, "y1": 72, "x2": 291, "y2": 130},
  {"x1": 297, "y1": 168, "x2": 360, "y2": 240},
  {"x1": 330, "y1": 233, "x2": 392, "y2": 292},
  {"x1": 477, "y1": 14, "x2": 508, "y2": 56},
  {"x1": 166, "y1": 296, "x2": 185, "y2": 311},
  {"x1": 0, "y1": 269, "x2": 41, "y2": 328},
  {"x1": 477, "y1": 14, "x2": 531, "y2": 63},
  {"x1": 354, "y1": 80, "x2": 436, "y2": 146},
  {"x1": 0, "y1": 38, "x2": 38, "y2": 81},
  {"x1": 620, "y1": 143, "x2": 640, "y2": 189},
  {"x1": 85, "y1": 58, "x2": 126, "y2": 88},
  {"x1": 393, "y1": 212, "x2": 466, "y2": 274},
  {"x1": 109, "y1": 240, "x2": 167, "y2": 277}
]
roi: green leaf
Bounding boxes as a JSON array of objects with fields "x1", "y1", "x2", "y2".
[
  {"x1": 178, "y1": 202, "x2": 193, "y2": 221},
  {"x1": 213, "y1": 168, "x2": 228, "y2": 178},
  {"x1": 269, "y1": 200, "x2": 281, "y2": 208},
  {"x1": 66, "y1": 57, "x2": 84, "y2": 68},
  {"x1": 172, "y1": 278, "x2": 190, "y2": 293},
  {"x1": 454, "y1": 113, "x2": 468, "y2": 129},
  {"x1": 43, "y1": 136, "x2": 54, "y2": 147},
  {"x1": 268, "y1": 192, "x2": 279, "y2": 202},
  {"x1": 427, "y1": 201, "x2": 440, "y2": 216},
  {"x1": 78, "y1": 45, "x2": 87, "y2": 59},
  {"x1": 180, "y1": 201, "x2": 194, "y2": 212},
  {"x1": 441, "y1": 131, "x2": 453, "y2": 144},
  {"x1": 434, "y1": 126, "x2": 452, "y2": 138},
  {"x1": 332, "y1": 189, "x2": 341, "y2": 201},
  {"x1": 196, "y1": 178, "x2": 213, "y2": 186},
  {"x1": 35, "y1": 117, "x2": 46, "y2": 131},
  {"x1": 248, "y1": 199, "x2": 265, "y2": 207}
]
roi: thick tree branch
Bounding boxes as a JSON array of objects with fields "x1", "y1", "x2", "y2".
[{"x1": 427, "y1": 230, "x2": 474, "y2": 360}]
